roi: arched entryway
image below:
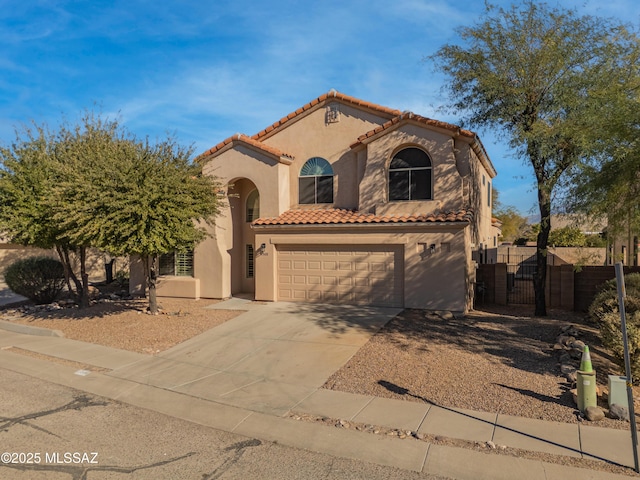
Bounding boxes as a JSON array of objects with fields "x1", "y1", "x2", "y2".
[{"x1": 227, "y1": 178, "x2": 259, "y2": 297}]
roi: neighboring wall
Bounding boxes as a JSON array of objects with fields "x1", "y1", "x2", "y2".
[
  {"x1": 495, "y1": 245, "x2": 606, "y2": 266},
  {"x1": 476, "y1": 263, "x2": 640, "y2": 312},
  {"x1": 574, "y1": 266, "x2": 640, "y2": 312}
]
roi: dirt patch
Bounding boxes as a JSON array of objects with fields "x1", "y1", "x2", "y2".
[
  {"x1": 324, "y1": 305, "x2": 638, "y2": 430},
  {"x1": 0, "y1": 294, "x2": 241, "y2": 355}
]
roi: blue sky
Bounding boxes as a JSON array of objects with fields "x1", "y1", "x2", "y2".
[{"x1": 1, "y1": 0, "x2": 639, "y2": 216}]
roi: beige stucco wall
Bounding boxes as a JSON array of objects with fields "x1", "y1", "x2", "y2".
[
  {"x1": 358, "y1": 125, "x2": 463, "y2": 216},
  {"x1": 260, "y1": 102, "x2": 391, "y2": 210},
  {"x1": 199, "y1": 146, "x2": 291, "y2": 299},
  {"x1": 253, "y1": 224, "x2": 470, "y2": 312}
]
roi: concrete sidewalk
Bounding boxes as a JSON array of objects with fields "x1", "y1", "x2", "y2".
[{"x1": 0, "y1": 298, "x2": 637, "y2": 479}]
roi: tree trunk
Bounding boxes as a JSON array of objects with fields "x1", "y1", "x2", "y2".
[
  {"x1": 534, "y1": 188, "x2": 552, "y2": 316},
  {"x1": 55, "y1": 245, "x2": 83, "y2": 304},
  {"x1": 145, "y1": 254, "x2": 159, "y2": 314},
  {"x1": 105, "y1": 259, "x2": 115, "y2": 284},
  {"x1": 78, "y1": 246, "x2": 90, "y2": 309}
]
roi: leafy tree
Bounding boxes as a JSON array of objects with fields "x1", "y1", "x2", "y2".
[
  {"x1": 547, "y1": 226, "x2": 586, "y2": 247},
  {"x1": 430, "y1": 1, "x2": 640, "y2": 315},
  {"x1": 568, "y1": 89, "x2": 640, "y2": 239},
  {"x1": 0, "y1": 124, "x2": 90, "y2": 306},
  {"x1": 51, "y1": 114, "x2": 222, "y2": 313},
  {"x1": 514, "y1": 223, "x2": 539, "y2": 246},
  {"x1": 491, "y1": 188, "x2": 529, "y2": 242},
  {"x1": 494, "y1": 206, "x2": 529, "y2": 243}
]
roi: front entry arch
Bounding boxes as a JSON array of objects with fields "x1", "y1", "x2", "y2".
[{"x1": 228, "y1": 178, "x2": 259, "y2": 296}]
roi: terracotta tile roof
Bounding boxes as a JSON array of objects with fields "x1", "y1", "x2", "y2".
[
  {"x1": 197, "y1": 91, "x2": 401, "y2": 160},
  {"x1": 351, "y1": 112, "x2": 475, "y2": 149},
  {"x1": 197, "y1": 133, "x2": 294, "y2": 161},
  {"x1": 251, "y1": 90, "x2": 402, "y2": 142},
  {"x1": 253, "y1": 208, "x2": 473, "y2": 226},
  {"x1": 195, "y1": 91, "x2": 496, "y2": 179}
]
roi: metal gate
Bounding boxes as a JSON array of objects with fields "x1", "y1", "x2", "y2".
[{"x1": 498, "y1": 254, "x2": 536, "y2": 304}]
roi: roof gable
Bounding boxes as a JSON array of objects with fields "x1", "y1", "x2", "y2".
[
  {"x1": 196, "y1": 91, "x2": 495, "y2": 178},
  {"x1": 250, "y1": 90, "x2": 402, "y2": 142},
  {"x1": 197, "y1": 133, "x2": 294, "y2": 164}
]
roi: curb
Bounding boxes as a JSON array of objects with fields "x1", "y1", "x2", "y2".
[{"x1": 0, "y1": 319, "x2": 64, "y2": 337}]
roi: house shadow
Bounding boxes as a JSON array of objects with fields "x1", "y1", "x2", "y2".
[{"x1": 275, "y1": 301, "x2": 401, "y2": 336}]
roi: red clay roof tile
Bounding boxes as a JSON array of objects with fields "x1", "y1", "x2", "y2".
[
  {"x1": 196, "y1": 91, "x2": 496, "y2": 178},
  {"x1": 351, "y1": 112, "x2": 475, "y2": 149},
  {"x1": 197, "y1": 134, "x2": 294, "y2": 161},
  {"x1": 253, "y1": 208, "x2": 473, "y2": 226},
  {"x1": 250, "y1": 91, "x2": 402, "y2": 142}
]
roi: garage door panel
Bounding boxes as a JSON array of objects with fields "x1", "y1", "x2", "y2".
[{"x1": 277, "y1": 245, "x2": 403, "y2": 308}]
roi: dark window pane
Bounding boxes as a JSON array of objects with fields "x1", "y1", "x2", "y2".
[
  {"x1": 392, "y1": 148, "x2": 430, "y2": 169},
  {"x1": 246, "y1": 189, "x2": 260, "y2": 222},
  {"x1": 159, "y1": 253, "x2": 175, "y2": 276},
  {"x1": 389, "y1": 171, "x2": 409, "y2": 200},
  {"x1": 316, "y1": 176, "x2": 334, "y2": 203},
  {"x1": 389, "y1": 157, "x2": 411, "y2": 170},
  {"x1": 299, "y1": 177, "x2": 316, "y2": 204},
  {"x1": 175, "y1": 251, "x2": 194, "y2": 277},
  {"x1": 246, "y1": 244, "x2": 254, "y2": 278},
  {"x1": 410, "y1": 169, "x2": 431, "y2": 200}
]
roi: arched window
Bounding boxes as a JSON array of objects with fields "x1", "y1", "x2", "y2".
[
  {"x1": 388, "y1": 148, "x2": 432, "y2": 201},
  {"x1": 299, "y1": 157, "x2": 334, "y2": 204},
  {"x1": 246, "y1": 189, "x2": 260, "y2": 222}
]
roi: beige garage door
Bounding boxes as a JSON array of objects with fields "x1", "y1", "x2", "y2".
[{"x1": 277, "y1": 245, "x2": 403, "y2": 307}]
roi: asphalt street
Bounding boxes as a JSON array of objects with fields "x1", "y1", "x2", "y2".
[{"x1": 0, "y1": 367, "x2": 450, "y2": 480}]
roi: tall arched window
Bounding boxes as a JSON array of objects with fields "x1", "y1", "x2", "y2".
[
  {"x1": 246, "y1": 189, "x2": 260, "y2": 222},
  {"x1": 299, "y1": 157, "x2": 334, "y2": 204},
  {"x1": 388, "y1": 148, "x2": 432, "y2": 201}
]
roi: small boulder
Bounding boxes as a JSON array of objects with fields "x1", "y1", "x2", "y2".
[
  {"x1": 87, "y1": 285, "x2": 100, "y2": 298},
  {"x1": 585, "y1": 406, "x2": 605, "y2": 422},
  {"x1": 609, "y1": 404, "x2": 630, "y2": 422},
  {"x1": 561, "y1": 364, "x2": 577, "y2": 382},
  {"x1": 570, "y1": 340, "x2": 586, "y2": 350},
  {"x1": 559, "y1": 352, "x2": 572, "y2": 363},
  {"x1": 435, "y1": 310, "x2": 455, "y2": 320}
]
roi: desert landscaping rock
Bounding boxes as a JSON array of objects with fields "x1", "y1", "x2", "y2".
[
  {"x1": 585, "y1": 406, "x2": 605, "y2": 421},
  {"x1": 610, "y1": 403, "x2": 630, "y2": 421},
  {"x1": 560, "y1": 364, "x2": 577, "y2": 381}
]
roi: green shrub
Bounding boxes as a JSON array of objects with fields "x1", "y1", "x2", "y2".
[
  {"x1": 588, "y1": 273, "x2": 640, "y2": 381},
  {"x1": 115, "y1": 269, "x2": 129, "y2": 288},
  {"x1": 3, "y1": 256, "x2": 66, "y2": 304}
]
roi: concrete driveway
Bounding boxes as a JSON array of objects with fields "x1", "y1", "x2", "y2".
[{"x1": 107, "y1": 299, "x2": 401, "y2": 416}]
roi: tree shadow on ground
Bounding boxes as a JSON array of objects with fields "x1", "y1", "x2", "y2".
[
  {"x1": 1, "y1": 298, "x2": 149, "y2": 320},
  {"x1": 274, "y1": 302, "x2": 401, "y2": 336},
  {"x1": 376, "y1": 379, "x2": 630, "y2": 468},
  {"x1": 374, "y1": 307, "x2": 566, "y2": 378}
]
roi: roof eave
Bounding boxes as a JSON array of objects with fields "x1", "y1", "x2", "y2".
[
  {"x1": 196, "y1": 134, "x2": 294, "y2": 165},
  {"x1": 252, "y1": 220, "x2": 471, "y2": 230}
]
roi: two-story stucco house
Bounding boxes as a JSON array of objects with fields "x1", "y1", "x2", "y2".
[{"x1": 151, "y1": 91, "x2": 497, "y2": 313}]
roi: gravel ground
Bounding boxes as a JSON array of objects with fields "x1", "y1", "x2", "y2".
[
  {"x1": 324, "y1": 305, "x2": 639, "y2": 431},
  {"x1": 0, "y1": 295, "x2": 241, "y2": 354}
]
